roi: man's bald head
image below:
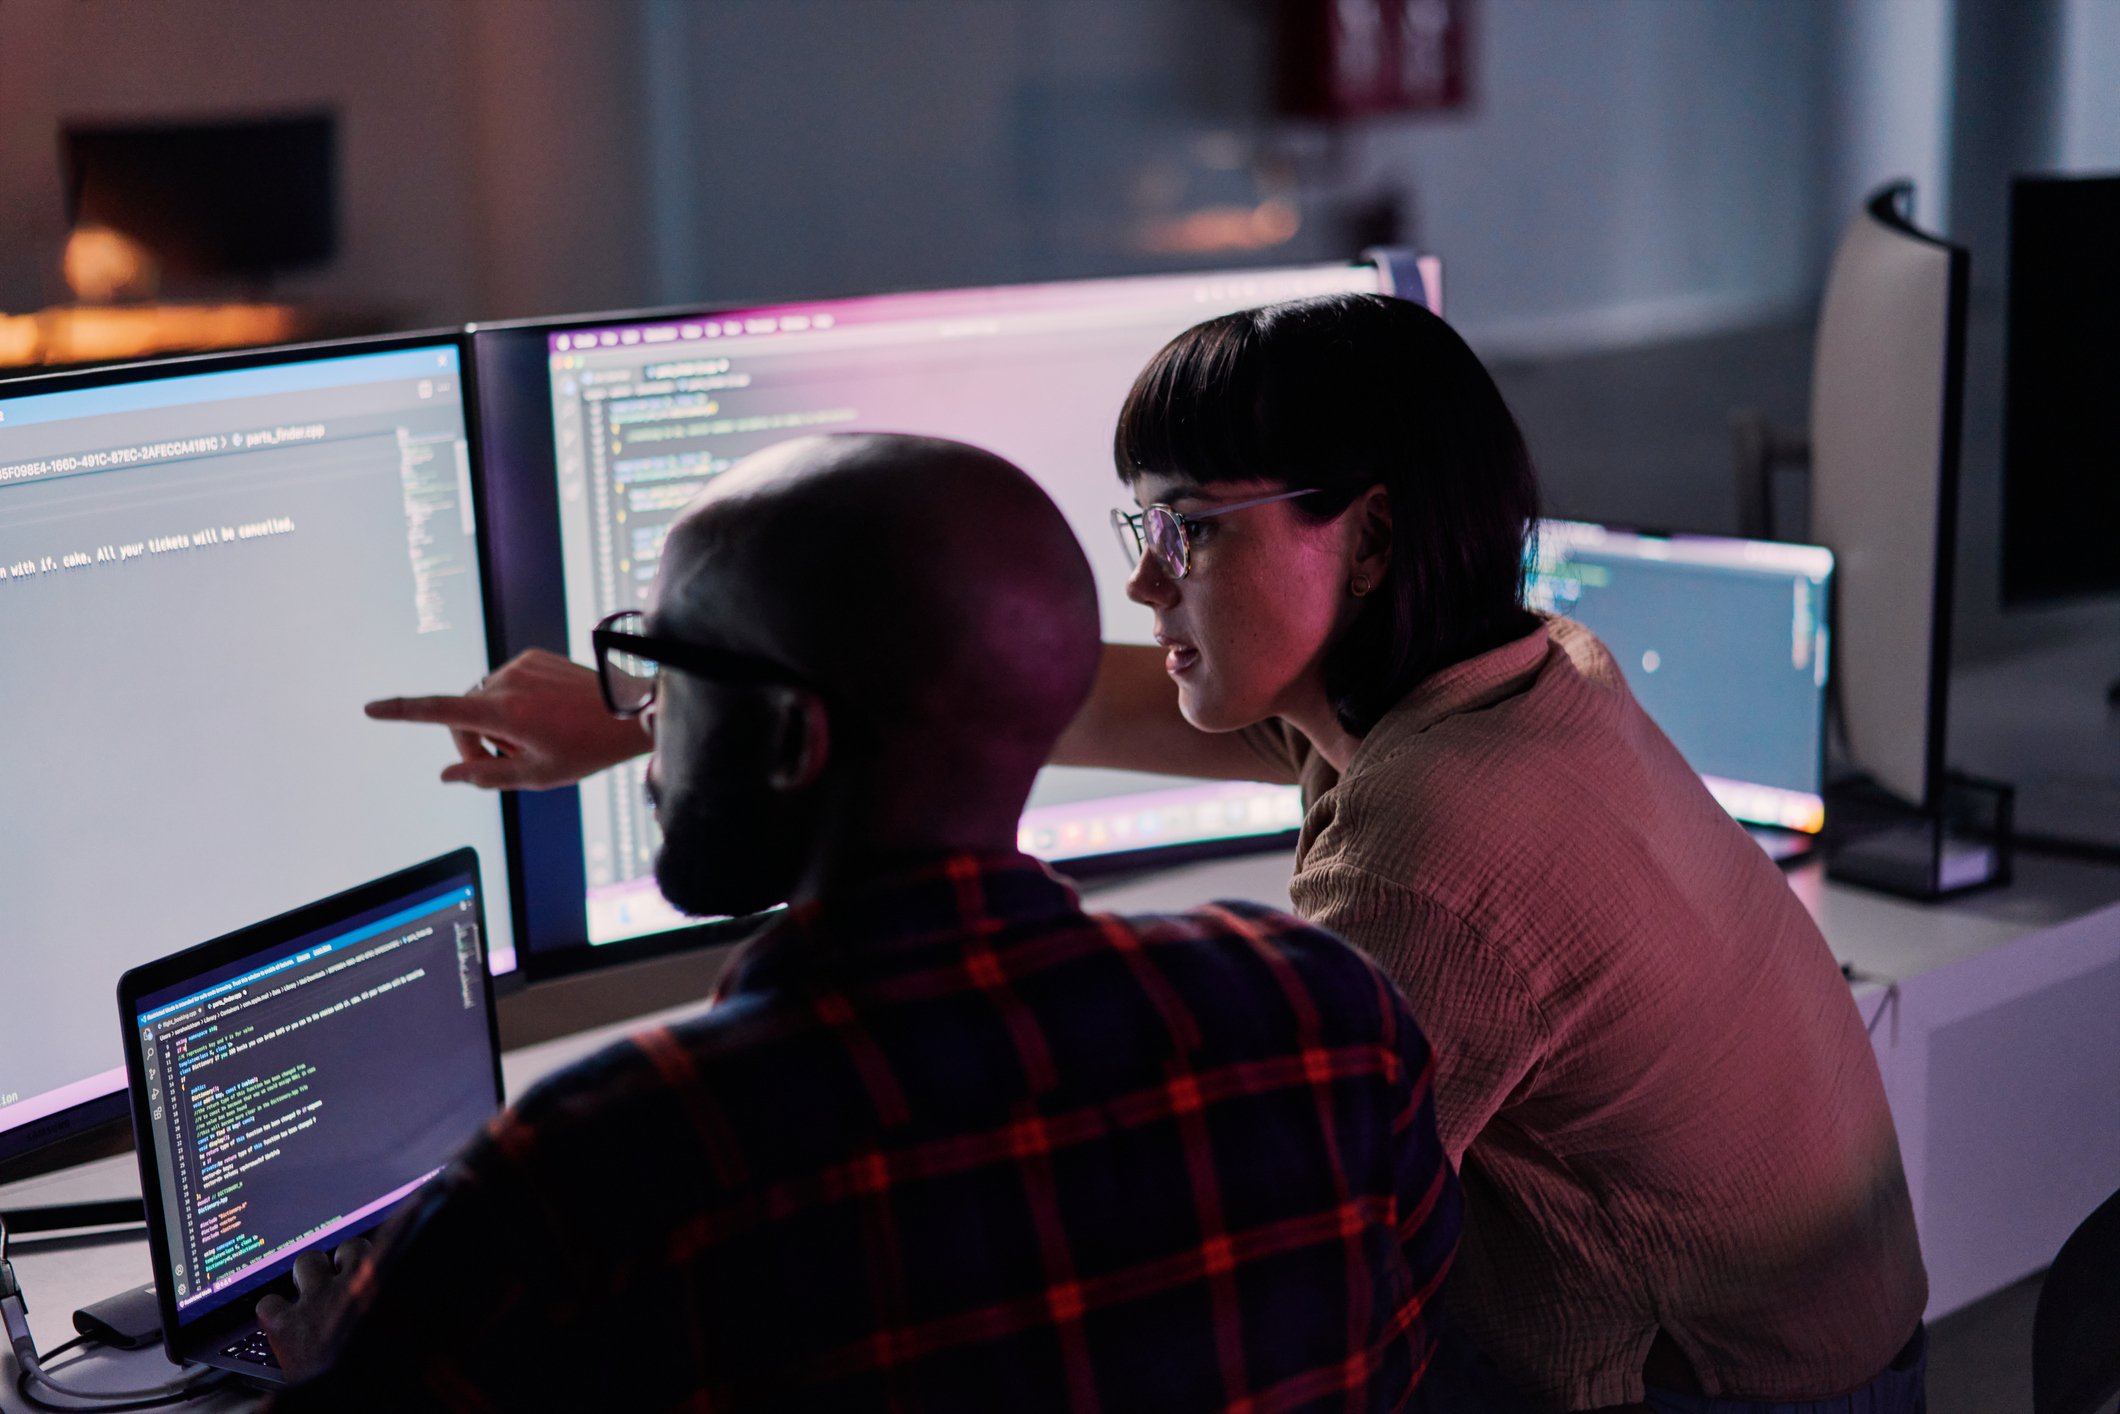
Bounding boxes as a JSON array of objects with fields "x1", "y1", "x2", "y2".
[{"x1": 654, "y1": 433, "x2": 1100, "y2": 808}]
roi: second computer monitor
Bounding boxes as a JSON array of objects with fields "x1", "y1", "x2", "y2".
[
  {"x1": 479, "y1": 259, "x2": 1418, "y2": 958},
  {"x1": 1527, "y1": 519, "x2": 1833, "y2": 836}
]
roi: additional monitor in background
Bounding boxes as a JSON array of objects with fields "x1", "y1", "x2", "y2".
[
  {"x1": 1526, "y1": 520, "x2": 1833, "y2": 839},
  {"x1": 63, "y1": 115, "x2": 338, "y2": 284},
  {"x1": 2002, "y1": 173, "x2": 2120, "y2": 606},
  {"x1": 476, "y1": 256, "x2": 1429, "y2": 967},
  {"x1": 1807, "y1": 183, "x2": 1968, "y2": 811},
  {"x1": 0, "y1": 337, "x2": 514, "y2": 1185}
]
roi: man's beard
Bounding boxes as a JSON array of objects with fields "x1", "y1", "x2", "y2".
[{"x1": 652, "y1": 782, "x2": 797, "y2": 920}]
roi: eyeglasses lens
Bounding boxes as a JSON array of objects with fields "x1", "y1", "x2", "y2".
[
  {"x1": 600, "y1": 612, "x2": 660, "y2": 715},
  {"x1": 1143, "y1": 507, "x2": 1188, "y2": 579}
]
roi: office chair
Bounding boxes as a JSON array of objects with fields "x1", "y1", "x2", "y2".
[{"x1": 2031, "y1": 1183, "x2": 2120, "y2": 1414}]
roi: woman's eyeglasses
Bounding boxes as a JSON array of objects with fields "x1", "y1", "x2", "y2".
[
  {"x1": 590, "y1": 610, "x2": 810, "y2": 717},
  {"x1": 1109, "y1": 487, "x2": 1323, "y2": 581}
]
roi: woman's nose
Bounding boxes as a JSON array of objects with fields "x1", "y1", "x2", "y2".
[{"x1": 1125, "y1": 551, "x2": 1176, "y2": 608}]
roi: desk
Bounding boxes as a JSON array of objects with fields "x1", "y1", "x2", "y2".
[{"x1": 6, "y1": 849, "x2": 2117, "y2": 1406}]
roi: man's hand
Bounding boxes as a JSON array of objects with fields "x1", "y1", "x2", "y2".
[
  {"x1": 365, "y1": 649, "x2": 651, "y2": 791},
  {"x1": 255, "y1": 1238, "x2": 371, "y2": 1383}
]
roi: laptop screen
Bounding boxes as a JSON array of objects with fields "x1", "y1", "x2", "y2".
[
  {"x1": 124, "y1": 851, "x2": 500, "y2": 1331},
  {"x1": 1526, "y1": 520, "x2": 1834, "y2": 834}
]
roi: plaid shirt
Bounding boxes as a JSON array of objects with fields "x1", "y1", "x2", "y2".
[{"x1": 271, "y1": 853, "x2": 1459, "y2": 1413}]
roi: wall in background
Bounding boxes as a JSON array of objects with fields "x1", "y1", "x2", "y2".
[
  {"x1": 1341, "y1": 0, "x2": 1835, "y2": 357},
  {"x1": 2058, "y1": 0, "x2": 2120, "y2": 171},
  {"x1": 0, "y1": 0, "x2": 1868, "y2": 358},
  {"x1": 632, "y1": 0, "x2": 1853, "y2": 359},
  {"x1": 0, "y1": 0, "x2": 654, "y2": 326},
  {"x1": 0, "y1": 0, "x2": 487, "y2": 321}
]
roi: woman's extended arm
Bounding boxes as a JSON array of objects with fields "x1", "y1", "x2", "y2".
[
  {"x1": 368, "y1": 642, "x2": 1298, "y2": 792},
  {"x1": 1048, "y1": 643, "x2": 1301, "y2": 784}
]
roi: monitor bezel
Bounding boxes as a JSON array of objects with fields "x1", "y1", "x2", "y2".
[{"x1": 0, "y1": 330, "x2": 521, "y2": 1187}]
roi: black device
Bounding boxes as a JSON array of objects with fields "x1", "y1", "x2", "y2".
[
  {"x1": 117, "y1": 849, "x2": 502, "y2": 1387},
  {"x1": 73, "y1": 1281, "x2": 164, "y2": 1350},
  {"x1": 2002, "y1": 173, "x2": 2120, "y2": 607},
  {"x1": 63, "y1": 113, "x2": 338, "y2": 281}
]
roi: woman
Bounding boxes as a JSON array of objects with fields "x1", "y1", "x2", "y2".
[
  {"x1": 374, "y1": 294, "x2": 1927, "y2": 1413},
  {"x1": 1059, "y1": 294, "x2": 1927, "y2": 1414}
]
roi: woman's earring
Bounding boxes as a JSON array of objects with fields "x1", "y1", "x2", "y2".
[{"x1": 1350, "y1": 576, "x2": 1372, "y2": 598}]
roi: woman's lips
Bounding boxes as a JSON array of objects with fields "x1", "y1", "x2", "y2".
[{"x1": 1156, "y1": 633, "x2": 1199, "y2": 675}]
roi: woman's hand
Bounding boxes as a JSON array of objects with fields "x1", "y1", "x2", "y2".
[{"x1": 365, "y1": 649, "x2": 651, "y2": 791}]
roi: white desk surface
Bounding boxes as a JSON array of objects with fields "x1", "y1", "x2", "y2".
[{"x1": 6, "y1": 846, "x2": 2117, "y2": 1408}]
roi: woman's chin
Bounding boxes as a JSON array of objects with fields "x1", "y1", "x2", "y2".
[{"x1": 1176, "y1": 680, "x2": 1256, "y2": 735}]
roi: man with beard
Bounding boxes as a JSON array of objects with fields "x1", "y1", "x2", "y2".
[{"x1": 261, "y1": 434, "x2": 1460, "y2": 1412}]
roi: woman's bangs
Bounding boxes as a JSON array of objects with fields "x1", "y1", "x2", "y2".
[{"x1": 1113, "y1": 316, "x2": 1279, "y2": 488}]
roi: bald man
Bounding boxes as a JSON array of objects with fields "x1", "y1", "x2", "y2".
[{"x1": 267, "y1": 435, "x2": 1460, "y2": 1411}]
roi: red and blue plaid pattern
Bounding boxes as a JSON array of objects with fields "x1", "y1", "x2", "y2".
[{"x1": 273, "y1": 854, "x2": 1459, "y2": 1413}]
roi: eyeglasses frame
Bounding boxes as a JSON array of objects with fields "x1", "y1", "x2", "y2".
[
  {"x1": 590, "y1": 609, "x2": 813, "y2": 718},
  {"x1": 1109, "y1": 486, "x2": 1325, "y2": 580}
]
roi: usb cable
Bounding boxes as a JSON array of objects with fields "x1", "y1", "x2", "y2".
[{"x1": 1, "y1": 1217, "x2": 223, "y2": 1411}]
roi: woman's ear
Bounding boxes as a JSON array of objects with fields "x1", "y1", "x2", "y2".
[
  {"x1": 763, "y1": 686, "x2": 831, "y2": 791},
  {"x1": 1350, "y1": 484, "x2": 1393, "y2": 595}
]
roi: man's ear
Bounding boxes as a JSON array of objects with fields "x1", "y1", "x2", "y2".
[{"x1": 763, "y1": 686, "x2": 830, "y2": 791}]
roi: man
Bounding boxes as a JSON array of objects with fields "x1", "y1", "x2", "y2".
[{"x1": 265, "y1": 433, "x2": 1460, "y2": 1411}]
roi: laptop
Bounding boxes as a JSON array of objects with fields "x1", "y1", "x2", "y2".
[
  {"x1": 118, "y1": 848, "x2": 502, "y2": 1386},
  {"x1": 1526, "y1": 520, "x2": 1836, "y2": 867}
]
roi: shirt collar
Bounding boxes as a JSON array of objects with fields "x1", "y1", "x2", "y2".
[
  {"x1": 713, "y1": 851, "x2": 1083, "y2": 1002},
  {"x1": 1346, "y1": 619, "x2": 1556, "y2": 768}
]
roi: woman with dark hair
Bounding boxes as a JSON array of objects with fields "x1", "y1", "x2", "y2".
[{"x1": 1054, "y1": 293, "x2": 1928, "y2": 1413}]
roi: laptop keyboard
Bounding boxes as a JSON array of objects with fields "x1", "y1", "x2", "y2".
[{"x1": 221, "y1": 1329, "x2": 281, "y2": 1369}]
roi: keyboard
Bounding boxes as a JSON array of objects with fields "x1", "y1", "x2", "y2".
[{"x1": 221, "y1": 1329, "x2": 281, "y2": 1369}]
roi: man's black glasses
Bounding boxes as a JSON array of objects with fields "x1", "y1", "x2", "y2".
[{"x1": 591, "y1": 610, "x2": 809, "y2": 718}]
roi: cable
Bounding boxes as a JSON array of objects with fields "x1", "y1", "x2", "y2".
[
  {"x1": 1, "y1": 1216, "x2": 226, "y2": 1411},
  {"x1": 1839, "y1": 961, "x2": 1900, "y2": 1038}
]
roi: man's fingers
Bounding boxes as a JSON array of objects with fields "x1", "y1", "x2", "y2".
[
  {"x1": 290, "y1": 1250, "x2": 335, "y2": 1295},
  {"x1": 255, "y1": 1293, "x2": 290, "y2": 1328},
  {"x1": 334, "y1": 1238, "x2": 371, "y2": 1273},
  {"x1": 450, "y1": 725, "x2": 493, "y2": 766},
  {"x1": 441, "y1": 755, "x2": 533, "y2": 789},
  {"x1": 365, "y1": 694, "x2": 506, "y2": 729}
]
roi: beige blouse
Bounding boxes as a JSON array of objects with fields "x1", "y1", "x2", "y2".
[{"x1": 1241, "y1": 618, "x2": 1925, "y2": 1410}]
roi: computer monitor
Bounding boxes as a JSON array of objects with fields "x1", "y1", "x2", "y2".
[
  {"x1": 2002, "y1": 172, "x2": 2120, "y2": 606},
  {"x1": 0, "y1": 336, "x2": 514, "y2": 1182},
  {"x1": 1808, "y1": 184, "x2": 1968, "y2": 811},
  {"x1": 1526, "y1": 519, "x2": 1834, "y2": 838},
  {"x1": 476, "y1": 257, "x2": 1433, "y2": 969}
]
